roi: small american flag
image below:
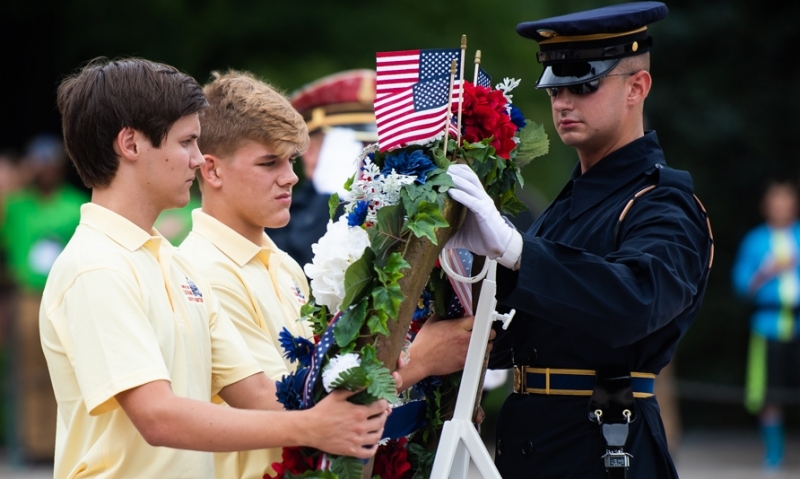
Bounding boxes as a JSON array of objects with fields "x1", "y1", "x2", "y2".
[
  {"x1": 375, "y1": 75, "x2": 461, "y2": 152},
  {"x1": 303, "y1": 312, "x2": 340, "y2": 407},
  {"x1": 476, "y1": 67, "x2": 492, "y2": 89},
  {"x1": 376, "y1": 48, "x2": 462, "y2": 98},
  {"x1": 444, "y1": 248, "x2": 474, "y2": 318}
]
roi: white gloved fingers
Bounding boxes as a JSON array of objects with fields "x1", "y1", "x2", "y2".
[
  {"x1": 447, "y1": 186, "x2": 485, "y2": 212},
  {"x1": 449, "y1": 173, "x2": 490, "y2": 200},
  {"x1": 447, "y1": 164, "x2": 484, "y2": 188}
]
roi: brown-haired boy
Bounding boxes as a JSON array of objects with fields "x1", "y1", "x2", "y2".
[
  {"x1": 181, "y1": 69, "x2": 485, "y2": 478},
  {"x1": 41, "y1": 58, "x2": 388, "y2": 479}
]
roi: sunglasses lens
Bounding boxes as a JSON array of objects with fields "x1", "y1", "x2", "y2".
[
  {"x1": 568, "y1": 79, "x2": 600, "y2": 95},
  {"x1": 546, "y1": 79, "x2": 601, "y2": 98}
]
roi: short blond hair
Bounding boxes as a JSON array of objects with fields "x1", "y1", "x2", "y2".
[{"x1": 199, "y1": 70, "x2": 309, "y2": 159}]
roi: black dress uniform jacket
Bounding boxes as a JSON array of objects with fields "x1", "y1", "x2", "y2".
[{"x1": 490, "y1": 131, "x2": 713, "y2": 478}]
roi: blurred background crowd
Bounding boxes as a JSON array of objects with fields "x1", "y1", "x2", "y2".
[{"x1": 1, "y1": 0, "x2": 799, "y2": 475}]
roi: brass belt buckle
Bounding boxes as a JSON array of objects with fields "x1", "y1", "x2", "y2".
[{"x1": 514, "y1": 366, "x2": 527, "y2": 394}]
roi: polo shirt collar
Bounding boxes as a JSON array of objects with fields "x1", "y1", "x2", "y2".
[
  {"x1": 568, "y1": 131, "x2": 666, "y2": 220},
  {"x1": 191, "y1": 209, "x2": 279, "y2": 267},
  {"x1": 80, "y1": 203, "x2": 157, "y2": 252}
]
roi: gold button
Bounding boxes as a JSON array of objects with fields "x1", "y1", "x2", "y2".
[{"x1": 632, "y1": 41, "x2": 639, "y2": 52}]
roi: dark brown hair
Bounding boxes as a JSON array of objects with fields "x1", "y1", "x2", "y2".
[{"x1": 56, "y1": 57, "x2": 208, "y2": 188}]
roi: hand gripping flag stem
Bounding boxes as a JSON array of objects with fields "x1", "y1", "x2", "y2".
[{"x1": 430, "y1": 258, "x2": 515, "y2": 479}]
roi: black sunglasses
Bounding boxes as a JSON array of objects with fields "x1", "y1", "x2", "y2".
[{"x1": 546, "y1": 72, "x2": 638, "y2": 98}]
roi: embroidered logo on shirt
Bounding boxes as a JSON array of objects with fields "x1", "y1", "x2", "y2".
[
  {"x1": 182, "y1": 277, "x2": 204, "y2": 303},
  {"x1": 291, "y1": 279, "x2": 306, "y2": 304}
]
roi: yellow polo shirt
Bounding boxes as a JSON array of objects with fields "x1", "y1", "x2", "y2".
[
  {"x1": 40, "y1": 203, "x2": 262, "y2": 479},
  {"x1": 179, "y1": 209, "x2": 313, "y2": 479}
]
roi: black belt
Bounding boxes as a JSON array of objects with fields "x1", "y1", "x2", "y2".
[{"x1": 513, "y1": 366, "x2": 655, "y2": 398}]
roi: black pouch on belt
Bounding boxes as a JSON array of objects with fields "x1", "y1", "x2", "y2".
[{"x1": 588, "y1": 370, "x2": 635, "y2": 478}]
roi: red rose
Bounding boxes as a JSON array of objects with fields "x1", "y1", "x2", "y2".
[
  {"x1": 264, "y1": 447, "x2": 319, "y2": 479},
  {"x1": 372, "y1": 438, "x2": 413, "y2": 479},
  {"x1": 454, "y1": 82, "x2": 517, "y2": 159}
]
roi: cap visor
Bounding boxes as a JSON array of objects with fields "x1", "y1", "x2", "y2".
[{"x1": 536, "y1": 59, "x2": 620, "y2": 88}]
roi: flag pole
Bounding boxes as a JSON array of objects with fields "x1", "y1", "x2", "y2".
[
  {"x1": 473, "y1": 49, "x2": 481, "y2": 84},
  {"x1": 455, "y1": 34, "x2": 466, "y2": 150},
  {"x1": 442, "y1": 58, "x2": 457, "y2": 158}
]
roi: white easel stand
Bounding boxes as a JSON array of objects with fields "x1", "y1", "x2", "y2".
[{"x1": 430, "y1": 259, "x2": 514, "y2": 479}]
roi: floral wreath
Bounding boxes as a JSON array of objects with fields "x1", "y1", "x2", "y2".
[{"x1": 268, "y1": 60, "x2": 548, "y2": 479}]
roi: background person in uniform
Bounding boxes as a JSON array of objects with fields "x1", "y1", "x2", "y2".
[
  {"x1": 732, "y1": 178, "x2": 800, "y2": 471},
  {"x1": 445, "y1": 3, "x2": 713, "y2": 477},
  {"x1": 0, "y1": 134, "x2": 86, "y2": 464},
  {"x1": 268, "y1": 69, "x2": 377, "y2": 269},
  {"x1": 42, "y1": 57, "x2": 388, "y2": 478}
]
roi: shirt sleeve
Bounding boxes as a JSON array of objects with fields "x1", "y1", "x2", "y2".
[
  {"x1": 206, "y1": 283, "x2": 287, "y2": 387},
  {"x1": 52, "y1": 268, "x2": 171, "y2": 416},
  {"x1": 731, "y1": 229, "x2": 763, "y2": 298},
  {"x1": 502, "y1": 187, "x2": 711, "y2": 348}
]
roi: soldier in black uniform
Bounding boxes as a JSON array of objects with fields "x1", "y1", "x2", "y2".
[{"x1": 445, "y1": 2, "x2": 713, "y2": 478}]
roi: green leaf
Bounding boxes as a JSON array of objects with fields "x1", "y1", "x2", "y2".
[
  {"x1": 371, "y1": 283, "x2": 404, "y2": 319},
  {"x1": 400, "y1": 183, "x2": 438, "y2": 218},
  {"x1": 500, "y1": 189, "x2": 530, "y2": 216},
  {"x1": 431, "y1": 140, "x2": 453, "y2": 169},
  {"x1": 363, "y1": 361, "x2": 398, "y2": 402},
  {"x1": 328, "y1": 193, "x2": 340, "y2": 220},
  {"x1": 343, "y1": 173, "x2": 355, "y2": 192},
  {"x1": 339, "y1": 248, "x2": 376, "y2": 311},
  {"x1": 330, "y1": 455, "x2": 363, "y2": 479},
  {"x1": 366, "y1": 311, "x2": 390, "y2": 336},
  {"x1": 514, "y1": 121, "x2": 550, "y2": 168},
  {"x1": 334, "y1": 298, "x2": 368, "y2": 347},
  {"x1": 375, "y1": 251, "x2": 410, "y2": 286},
  {"x1": 369, "y1": 204, "x2": 405, "y2": 261},
  {"x1": 424, "y1": 168, "x2": 455, "y2": 191},
  {"x1": 330, "y1": 365, "x2": 368, "y2": 391},
  {"x1": 408, "y1": 443, "x2": 436, "y2": 478},
  {"x1": 406, "y1": 200, "x2": 450, "y2": 244}
]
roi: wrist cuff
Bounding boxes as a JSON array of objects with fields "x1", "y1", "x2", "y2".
[{"x1": 497, "y1": 230, "x2": 522, "y2": 270}]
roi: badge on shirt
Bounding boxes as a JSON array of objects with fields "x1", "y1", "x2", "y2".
[
  {"x1": 291, "y1": 279, "x2": 306, "y2": 304},
  {"x1": 182, "y1": 277, "x2": 204, "y2": 303}
]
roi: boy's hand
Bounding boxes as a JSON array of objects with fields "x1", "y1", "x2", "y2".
[{"x1": 305, "y1": 390, "x2": 389, "y2": 458}]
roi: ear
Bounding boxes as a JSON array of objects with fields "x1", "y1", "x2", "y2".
[
  {"x1": 113, "y1": 127, "x2": 140, "y2": 162},
  {"x1": 199, "y1": 154, "x2": 223, "y2": 189},
  {"x1": 627, "y1": 70, "x2": 652, "y2": 105}
]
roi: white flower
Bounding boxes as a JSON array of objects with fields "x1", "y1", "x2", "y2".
[
  {"x1": 322, "y1": 352, "x2": 362, "y2": 392},
  {"x1": 496, "y1": 77, "x2": 522, "y2": 113},
  {"x1": 345, "y1": 158, "x2": 416, "y2": 225},
  {"x1": 304, "y1": 217, "x2": 370, "y2": 312}
]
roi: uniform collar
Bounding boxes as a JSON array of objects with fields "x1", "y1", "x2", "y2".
[
  {"x1": 191, "y1": 209, "x2": 280, "y2": 267},
  {"x1": 568, "y1": 131, "x2": 665, "y2": 219},
  {"x1": 80, "y1": 202, "x2": 158, "y2": 252}
]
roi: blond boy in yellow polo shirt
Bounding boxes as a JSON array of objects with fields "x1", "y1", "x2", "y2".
[
  {"x1": 180, "y1": 70, "x2": 483, "y2": 479},
  {"x1": 41, "y1": 57, "x2": 388, "y2": 479}
]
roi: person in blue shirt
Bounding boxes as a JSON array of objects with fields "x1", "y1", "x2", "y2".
[
  {"x1": 732, "y1": 178, "x2": 800, "y2": 470},
  {"x1": 445, "y1": 2, "x2": 713, "y2": 478}
]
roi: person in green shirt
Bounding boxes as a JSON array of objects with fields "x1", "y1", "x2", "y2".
[{"x1": 0, "y1": 133, "x2": 87, "y2": 463}]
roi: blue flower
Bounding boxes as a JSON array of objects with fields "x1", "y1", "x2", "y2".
[
  {"x1": 278, "y1": 327, "x2": 314, "y2": 367},
  {"x1": 347, "y1": 200, "x2": 369, "y2": 227},
  {"x1": 381, "y1": 150, "x2": 436, "y2": 184},
  {"x1": 413, "y1": 289, "x2": 432, "y2": 321},
  {"x1": 276, "y1": 367, "x2": 310, "y2": 410},
  {"x1": 509, "y1": 104, "x2": 526, "y2": 131}
]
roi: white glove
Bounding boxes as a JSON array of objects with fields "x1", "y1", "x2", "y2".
[{"x1": 446, "y1": 164, "x2": 522, "y2": 268}]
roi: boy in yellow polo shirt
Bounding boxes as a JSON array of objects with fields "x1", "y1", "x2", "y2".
[
  {"x1": 41, "y1": 57, "x2": 388, "y2": 479},
  {"x1": 180, "y1": 70, "x2": 482, "y2": 479}
]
